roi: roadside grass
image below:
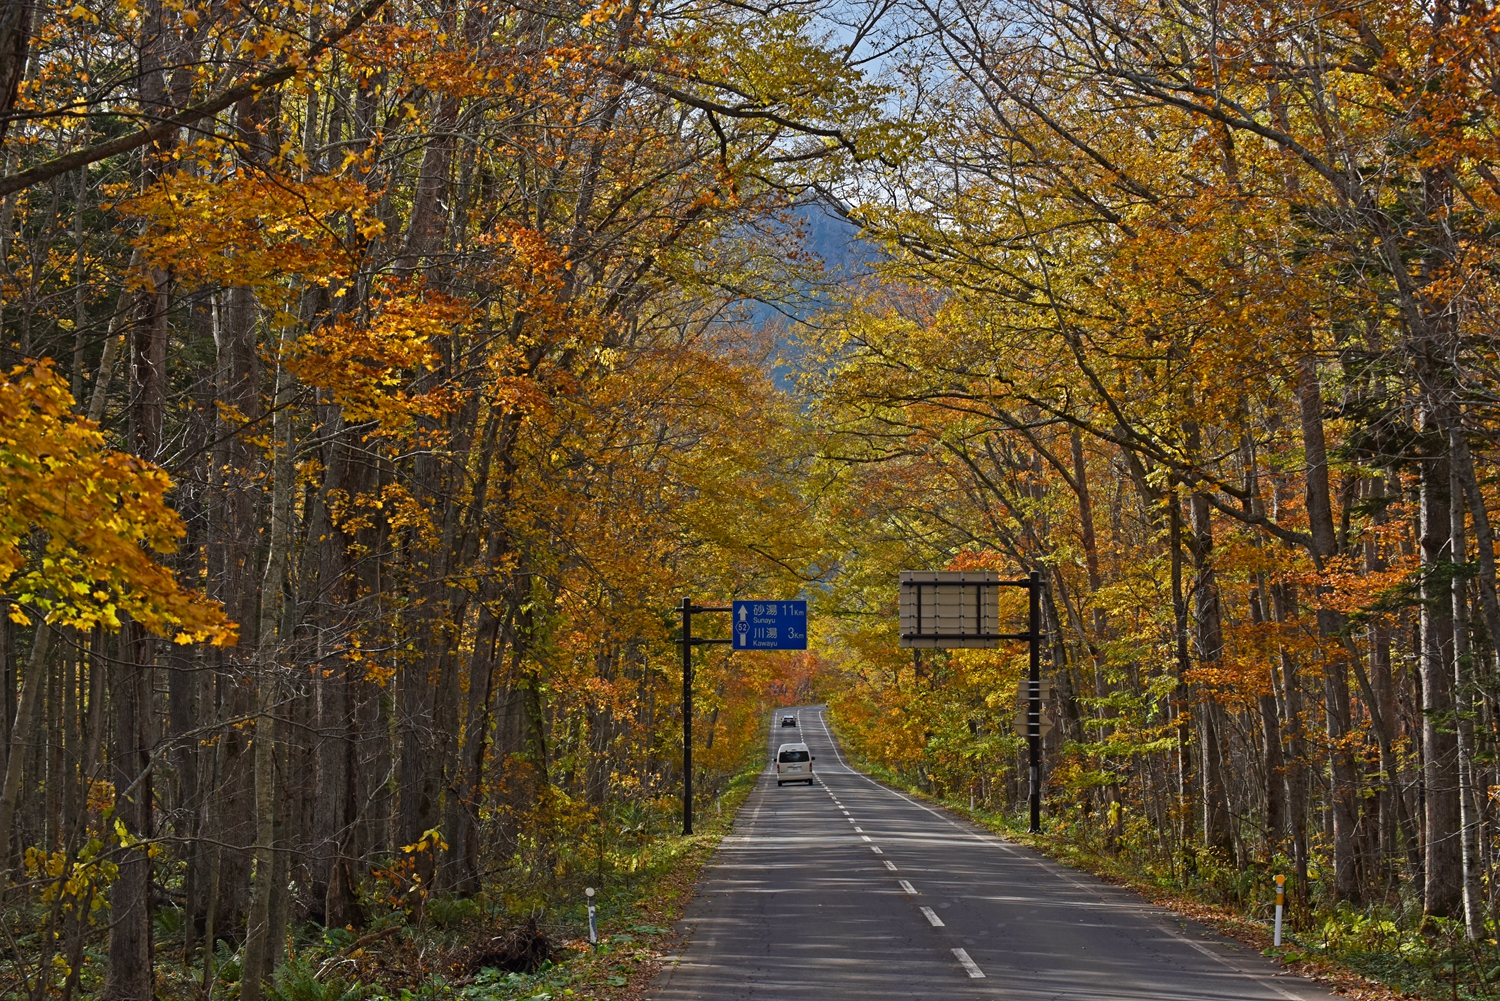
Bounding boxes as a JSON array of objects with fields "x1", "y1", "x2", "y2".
[
  {"x1": 432, "y1": 770, "x2": 760, "y2": 1001},
  {"x1": 109, "y1": 767, "x2": 763, "y2": 1001},
  {"x1": 833, "y1": 742, "x2": 1498, "y2": 1001}
]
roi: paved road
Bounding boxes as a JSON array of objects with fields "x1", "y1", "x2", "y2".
[{"x1": 650, "y1": 705, "x2": 1339, "y2": 1001}]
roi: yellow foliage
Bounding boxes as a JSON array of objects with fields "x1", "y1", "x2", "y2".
[{"x1": 0, "y1": 361, "x2": 235, "y2": 644}]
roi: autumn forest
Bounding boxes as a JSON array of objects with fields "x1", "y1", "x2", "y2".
[{"x1": 3, "y1": 0, "x2": 1500, "y2": 994}]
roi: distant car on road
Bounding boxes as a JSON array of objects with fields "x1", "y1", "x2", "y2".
[
  {"x1": 780, "y1": 714, "x2": 797, "y2": 727},
  {"x1": 776, "y1": 742, "x2": 815, "y2": 785}
]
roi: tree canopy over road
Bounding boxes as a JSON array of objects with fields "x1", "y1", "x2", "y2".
[{"x1": 4, "y1": 0, "x2": 1500, "y2": 994}]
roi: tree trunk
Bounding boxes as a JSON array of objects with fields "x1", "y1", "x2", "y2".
[
  {"x1": 0, "y1": 623, "x2": 48, "y2": 874},
  {"x1": 1296, "y1": 357, "x2": 1361, "y2": 902},
  {"x1": 241, "y1": 328, "x2": 296, "y2": 1001},
  {"x1": 1270, "y1": 581, "x2": 1311, "y2": 904},
  {"x1": 1448, "y1": 445, "x2": 1484, "y2": 938},
  {"x1": 1187, "y1": 478, "x2": 1232, "y2": 857},
  {"x1": 1421, "y1": 447, "x2": 1462, "y2": 917},
  {"x1": 1169, "y1": 492, "x2": 1196, "y2": 874},
  {"x1": 0, "y1": 0, "x2": 33, "y2": 147},
  {"x1": 104, "y1": 625, "x2": 154, "y2": 1001}
]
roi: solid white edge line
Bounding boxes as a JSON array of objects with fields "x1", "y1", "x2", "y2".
[
  {"x1": 952, "y1": 948, "x2": 985, "y2": 978},
  {"x1": 920, "y1": 906, "x2": 945, "y2": 927},
  {"x1": 814, "y1": 710, "x2": 1003, "y2": 845},
  {"x1": 808, "y1": 707, "x2": 1315, "y2": 1001},
  {"x1": 1170, "y1": 935, "x2": 1308, "y2": 1001},
  {"x1": 812, "y1": 708, "x2": 850, "y2": 768}
]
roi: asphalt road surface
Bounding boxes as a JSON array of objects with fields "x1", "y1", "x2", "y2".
[{"x1": 650, "y1": 705, "x2": 1339, "y2": 1001}]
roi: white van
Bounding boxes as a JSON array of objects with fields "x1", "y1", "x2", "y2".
[{"x1": 776, "y1": 742, "x2": 815, "y2": 785}]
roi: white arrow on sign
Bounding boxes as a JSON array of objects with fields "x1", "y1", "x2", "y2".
[{"x1": 738, "y1": 606, "x2": 748, "y2": 623}]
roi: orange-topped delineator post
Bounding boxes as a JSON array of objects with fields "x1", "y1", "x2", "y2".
[{"x1": 1274, "y1": 874, "x2": 1286, "y2": 946}]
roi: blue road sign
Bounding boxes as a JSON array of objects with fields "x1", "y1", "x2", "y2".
[{"x1": 731, "y1": 600, "x2": 808, "y2": 650}]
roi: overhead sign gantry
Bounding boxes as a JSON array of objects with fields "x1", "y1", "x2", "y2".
[{"x1": 898, "y1": 570, "x2": 1049, "y2": 833}]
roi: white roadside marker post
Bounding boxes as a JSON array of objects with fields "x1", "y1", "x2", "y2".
[
  {"x1": 586, "y1": 886, "x2": 597, "y2": 948},
  {"x1": 1273, "y1": 874, "x2": 1284, "y2": 947}
]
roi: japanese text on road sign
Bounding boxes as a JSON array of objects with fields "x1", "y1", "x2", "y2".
[{"x1": 732, "y1": 600, "x2": 807, "y2": 650}]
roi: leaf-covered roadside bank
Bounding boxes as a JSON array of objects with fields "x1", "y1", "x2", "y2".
[
  {"x1": 825, "y1": 723, "x2": 1478, "y2": 1001},
  {"x1": 336, "y1": 768, "x2": 762, "y2": 1001},
  {"x1": 459, "y1": 770, "x2": 761, "y2": 1001}
]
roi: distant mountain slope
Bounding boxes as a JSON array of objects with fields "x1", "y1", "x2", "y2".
[
  {"x1": 749, "y1": 201, "x2": 877, "y2": 325},
  {"x1": 749, "y1": 201, "x2": 879, "y2": 389}
]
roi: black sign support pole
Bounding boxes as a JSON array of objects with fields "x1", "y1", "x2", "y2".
[
  {"x1": 1028, "y1": 570, "x2": 1042, "y2": 833},
  {"x1": 681, "y1": 597, "x2": 693, "y2": 836},
  {"x1": 678, "y1": 601, "x2": 734, "y2": 836}
]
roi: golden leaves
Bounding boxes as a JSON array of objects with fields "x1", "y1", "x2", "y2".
[
  {"x1": 122, "y1": 149, "x2": 379, "y2": 299},
  {"x1": 0, "y1": 361, "x2": 235, "y2": 644},
  {"x1": 287, "y1": 280, "x2": 469, "y2": 429}
]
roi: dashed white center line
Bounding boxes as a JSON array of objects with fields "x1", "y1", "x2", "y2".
[
  {"x1": 860, "y1": 834, "x2": 872, "y2": 842},
  {"x1": 920, "y1": 906, "x2": 945, "y2": 927},
  {"x1": 952, "y1": 948, "x2": 985, "y2": 978},
  {"x1": 870, "y1": 846, "x2": 882, "y2": 854},
  {"x1": 854, "y1": 826, "x2": 864, "y2": 832},
  {"x1": 899, "y1": 880, "x2": 917, "y2": 894},
  {"x1": 883, "y1": 859, "x2": 897, "y2": 870}
]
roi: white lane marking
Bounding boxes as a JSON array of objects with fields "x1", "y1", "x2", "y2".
[
  {"x1": 952, "y1": 948, "x2": 985, "y2": 978},
  {"x1": 813, "y1": 709, "x2": 1014, "y2": 852},
  {"x1": 805, "y1": 707, "x2": 1315, "y2": 1001},
  {"x1": 899, "y1": 880, "x2": 917, "y2": 894},
  {"x1": 884, "y1": 860, "x2": 898, "y2": 870},
  {"x1": 798, "y1": 708, "x2": 1314, "y2": 1001},
  {"x1": 860, "y1": 835, "x2": 872, "y2": 842},
  {"x1": 855, "y1": 826, "x2": 864, "y2": 832},
  {"x1": 1019, "y1": 848, "x2": 1314, "y2": 1000},
  {"x1": 920, "y1": 906, "x2": 945, "y2": 927}
]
